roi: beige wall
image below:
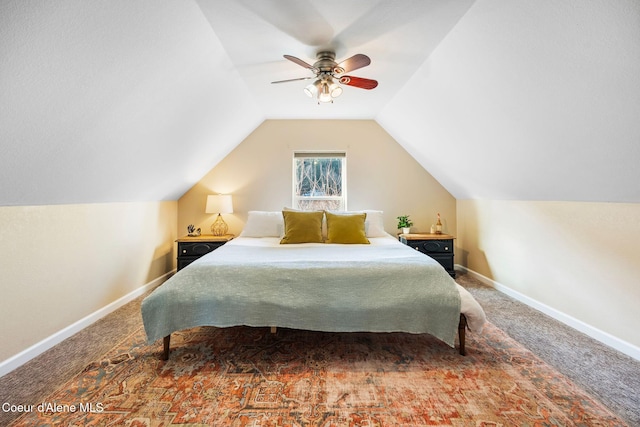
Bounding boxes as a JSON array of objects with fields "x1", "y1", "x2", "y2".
[
  {"x1": 457, "y1": 199, "x2": 640, "y2": 350},
  {"x1": 0, "y1": 201, "x2": 177, "y2": 363},
  {"x1": 179, "y1": 119, "x2": 455, "y2": 238}
]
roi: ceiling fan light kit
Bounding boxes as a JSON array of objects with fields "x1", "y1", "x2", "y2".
[
  {"x1": 272, "y1": 51, "x2": 378, "y2": 104},
  {"x1": 304, "y1": 78, "x2": 344, "y2": 103}
]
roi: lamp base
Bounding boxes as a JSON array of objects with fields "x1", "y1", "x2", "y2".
[{"x1": 211, "y1": 214, "x2": 228, "y2": 236}]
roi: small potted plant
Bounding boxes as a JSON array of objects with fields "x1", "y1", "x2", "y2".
[{"x1": 396, "y1": 215, "x2": 413, "y2": 235}]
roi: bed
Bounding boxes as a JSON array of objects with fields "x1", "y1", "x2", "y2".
[{"x1": 141, "y1": 210, "x2": 486, "y2": 359}]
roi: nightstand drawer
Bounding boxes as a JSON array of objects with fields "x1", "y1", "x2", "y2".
[
  {"x1": 410, "y1": 240, "x2": 453, "y2": 253},
  {"x1": 178, "y1": 241, "x2": 224, "y2": 256},
  {"x1": 176, "y1": 235, "x2": 234, "y2": 271},
  {"x1": 428, "y1": 254, "x2": 454, "y2": 272},
  {"x1": 400, "y1": 233, "x2": 456, "y2": 278},
  {"x1": 178, "y1": 258, "x2": 199, "y2": 271}
]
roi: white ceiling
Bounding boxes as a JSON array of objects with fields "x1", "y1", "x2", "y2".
[
  {"x1": 379, "y1": 0, "x2": 640, "y2": 202},
  {"x1": 1, "y1": 0, "x2": 639, "y2": 206},
  {"x1": 195, "y1": 0, "x2": 475, "y2": 119}
]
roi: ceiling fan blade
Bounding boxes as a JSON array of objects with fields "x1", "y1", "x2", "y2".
[
  {"x1": 271, "y1": 76, "x2": 314, "y2": 84},
  {"x1": 283, "y1": 55, "x2": 315, "y2": 70},
  {"x1": 337, "y1": 54, "x2": 371, "y2": 73},
  {"x1": 339, "y1": 76, "x2": 378, "y2": 90}
]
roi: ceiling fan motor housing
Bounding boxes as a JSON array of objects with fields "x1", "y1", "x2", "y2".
[{"x1": 314, "y1": 51, "x2": 345, "y2": 76}]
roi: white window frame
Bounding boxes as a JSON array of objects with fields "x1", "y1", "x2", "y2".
[{"x1": 292, "y1": 151, "x2": 347, "y2": 211}]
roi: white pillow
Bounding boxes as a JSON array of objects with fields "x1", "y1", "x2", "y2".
[
  {"x1": 239, "y1": 211, "x2": 284, "y2": 237},
  {"x1": 361, "y1": 210, "x2": 387, "y2": 237}
]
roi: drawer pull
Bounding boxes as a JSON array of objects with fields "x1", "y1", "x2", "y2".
[{"x1": 182, "y1": 249, "x2": 187, "y2": 253}]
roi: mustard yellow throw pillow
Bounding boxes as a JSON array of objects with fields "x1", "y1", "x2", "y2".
[
  {"x1": 325, "y1": 212, "x2": 370, "y2": 244},
  {"x1": 280, "y1": 210, "x2": 324, "y2": 244}
]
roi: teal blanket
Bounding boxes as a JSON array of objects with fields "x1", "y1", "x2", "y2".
[{"x1": 142, "y1": 238, "x2": 462, "y2": 346}]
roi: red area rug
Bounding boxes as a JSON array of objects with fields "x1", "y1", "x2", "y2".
[{"x1": 10, "y1": 323, "x2": 626, "y2": 426}]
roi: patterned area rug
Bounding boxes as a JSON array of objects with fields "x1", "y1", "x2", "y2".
[{"x1": 9, "y1": 323, "x2": 627, "y2": 426}]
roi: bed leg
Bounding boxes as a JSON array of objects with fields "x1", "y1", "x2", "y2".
[
  {"x1": 458, "y1": 314, "x2": 467, "y2": 356},
  {"x1": 162, "y1": 335, "x2": 171, "y2": 360}
]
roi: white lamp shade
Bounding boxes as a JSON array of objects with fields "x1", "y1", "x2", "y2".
[
  {"x1": 329, "y1": 82, "x2": 342, "y2": 98},
  {"x1": 205, "y1": 194, "x2": 233, "y2": 214},
  {"x1": 304, "y1": 83, "x2": 316, "y2": 97}
]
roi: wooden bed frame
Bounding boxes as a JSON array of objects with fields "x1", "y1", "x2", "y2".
[{"x1": 160, "y1": 314, "x2": 468, "y2": 360}]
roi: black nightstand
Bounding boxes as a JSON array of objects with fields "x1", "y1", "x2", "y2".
[
  {"x1": 176, "y1": 234, "x2": 234, "y2": 271},
  {"x1": 399, "y1": 233, "x2": 456, "y2": 278}
]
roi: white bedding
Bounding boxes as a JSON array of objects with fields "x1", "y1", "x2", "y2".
[
  {"x1": 142, "y1": 234, "x2": 485, "y2": 348},
  {"x1": 224, "y1": 235, "x2": 486, "y2": 333}
]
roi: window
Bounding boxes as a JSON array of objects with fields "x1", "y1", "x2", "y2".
[{"x1": 293, "y1": 152, "x2": 346, "y2": 211}]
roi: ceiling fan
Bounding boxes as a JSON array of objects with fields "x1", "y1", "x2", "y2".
[{"x1": 271, "y1": 51, "x2": 378, "y2": 104}]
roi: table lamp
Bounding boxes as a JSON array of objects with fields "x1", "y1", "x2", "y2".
[{"x1": 205, "y1": 194, "x2": 233, "y2": 236}]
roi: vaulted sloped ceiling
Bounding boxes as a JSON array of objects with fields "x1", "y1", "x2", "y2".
[
  {"x1": 195, "y1": 0, "x2": 476, "y2": 119},
  {"x1": 0, "y1": 0, "x2": 264, "y2": 206},
  {"x1": 1, "y1": 0, "x2": 639, "y2": 206},
  {"x1": 379, "y1": 0, "x2": 640, "y2": 202}
]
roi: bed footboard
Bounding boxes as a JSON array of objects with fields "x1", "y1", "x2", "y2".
[{"x1": 161, "y1": 316, "x2": 469, "y2": 360}]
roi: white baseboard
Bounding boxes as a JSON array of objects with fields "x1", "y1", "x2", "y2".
[
  {"x1": 0, "y1": 271, "x2": 174, "y2": 378},
  {"x1": 455, "y1": 265, "x2": 640, "y2": 362}
]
